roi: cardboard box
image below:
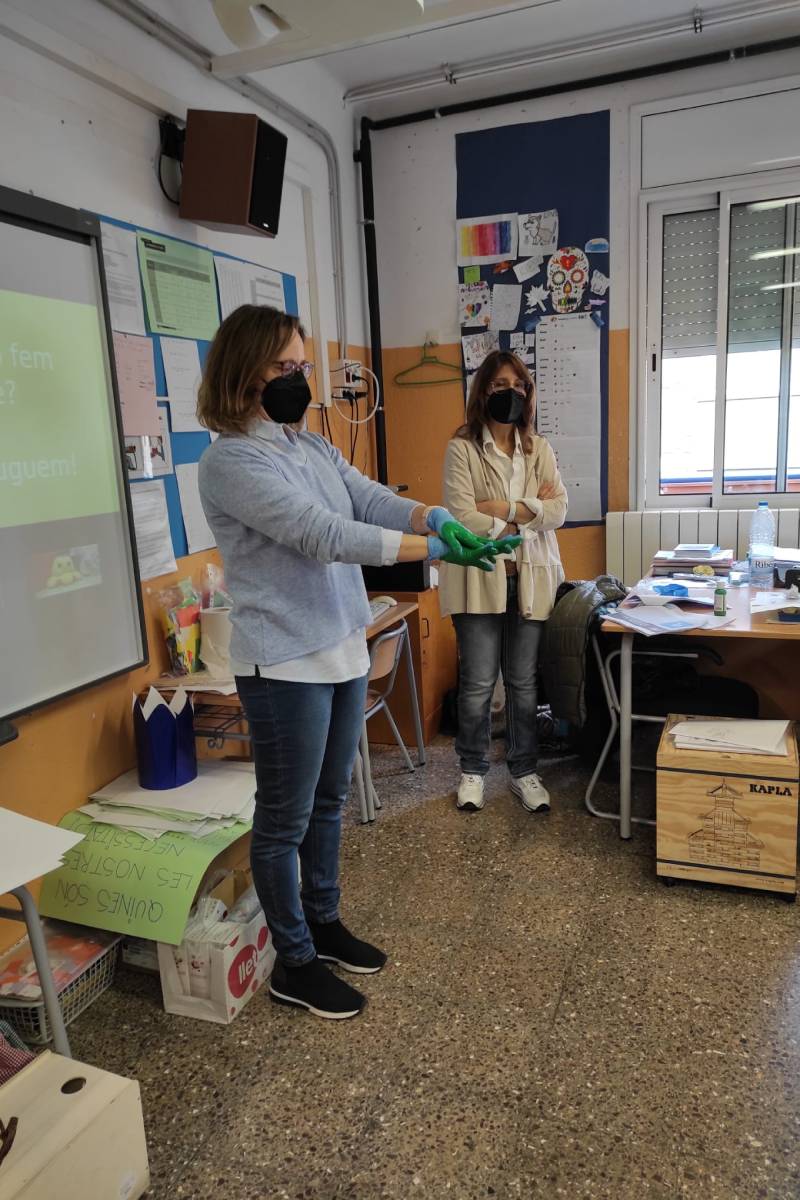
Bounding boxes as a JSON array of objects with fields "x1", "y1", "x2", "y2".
[
  {"x1": 157, "y1": 869, "x2": 276, "y2": 1024},
  {"x1": 656, "y1": 715, "x2": 799, "y2": 895},
  {"x1": 0, "y1": 1050, "x2": 149, "y2": 1199}
]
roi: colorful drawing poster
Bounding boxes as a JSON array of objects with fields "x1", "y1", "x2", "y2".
[
  {"x1": 458, "y1": 282, "x2": 492, "y2": 327},
  {"x1": 518, "y1": 209, "x2": 559, "y2": 257},
  {"x1": 461, "y1": 330, "x2": 500, "y2": 372},
  {"x1": 457, "y1": 213, "x2": 518, "y2": 266}
]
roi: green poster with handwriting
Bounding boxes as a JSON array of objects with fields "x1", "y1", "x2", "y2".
[{"x1": 39, "y1": 812, "x2": 250, "y2": 944}]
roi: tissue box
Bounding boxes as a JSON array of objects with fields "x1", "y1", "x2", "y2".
[
  {"x1": 157, "y1": 872, "x2": 275, "y2": 1024},
  {"x1": 133, "y1": 687, "x2": 197, "y2": 790}
]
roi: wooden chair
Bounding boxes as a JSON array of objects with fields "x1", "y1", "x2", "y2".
[{"x1": 354, "y1": 622, "x2": 415, "y2": 823}]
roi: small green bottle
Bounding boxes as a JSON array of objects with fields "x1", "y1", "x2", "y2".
[{"x1": 714, "y1": 581, "x2": 727, "y2": 617}]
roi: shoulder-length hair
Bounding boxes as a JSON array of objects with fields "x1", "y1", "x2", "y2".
[
  {"x1": 455, "y1": 350, "x2": 536, "y2": 451},
  {"x1": 197, "y1": 305, "x2": 306, "y2": 435}
]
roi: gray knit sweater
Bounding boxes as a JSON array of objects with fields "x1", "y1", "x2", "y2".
[{"x1": 198, "y1": 424, "x2": 418, "y2": 667}]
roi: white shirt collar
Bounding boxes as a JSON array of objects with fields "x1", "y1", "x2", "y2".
[{"x1": 482, "y1": 425, "x2": 523, "y2": 457}]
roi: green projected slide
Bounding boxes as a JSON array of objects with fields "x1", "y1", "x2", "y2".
[{"x1": 0, "y1": 289, "x2": 120, "y2": 528}]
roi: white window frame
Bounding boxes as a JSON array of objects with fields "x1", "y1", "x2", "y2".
[
  {"x1": 639, "y1": 168, "x2": 800, "y2": 510},
  {"x1": 643, "y1": 194, "x2": 718, "y2": 511}
]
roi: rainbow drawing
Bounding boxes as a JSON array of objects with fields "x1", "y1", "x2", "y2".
[{"x1": 457, "y1": 212, "x2": 519, "y2": 266}]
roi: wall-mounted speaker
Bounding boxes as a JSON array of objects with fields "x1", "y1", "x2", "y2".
[{"x1": 178, "y1": 109, "x2": 287, "y2": 238}]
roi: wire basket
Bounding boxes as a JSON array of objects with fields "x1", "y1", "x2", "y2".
[{"x1": 0, "y1": 941, "x2": 119, "y2": 1045}]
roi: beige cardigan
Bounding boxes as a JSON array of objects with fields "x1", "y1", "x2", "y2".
[{"x1": 438, "y1": 432, "x2": 567, "y2": 621}]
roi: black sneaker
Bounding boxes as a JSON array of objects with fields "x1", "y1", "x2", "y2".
[
  {"x1": 308, "y1": 918, "x2": 388, "y2": 975},
  {"x1": 269, "y1": 957, "x2": 366, "y2": 1020}
]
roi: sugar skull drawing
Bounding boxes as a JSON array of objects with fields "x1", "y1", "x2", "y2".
[{"x1": 547, "y1": 247, "x2": 589, "y2": 313}]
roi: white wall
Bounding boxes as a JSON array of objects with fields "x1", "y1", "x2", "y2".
[
  {"x1": 369, "y1": 46, "x2": 800, "y2": 348},
  {"x1": 0, "y1": 0, "x2": 368, "y2": 350}
]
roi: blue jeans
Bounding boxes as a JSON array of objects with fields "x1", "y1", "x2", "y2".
[
  {"x1": 236, "y1": 672, "x2": 368, "y2": 967},
  {"x1": 452, "y1": 578, "x2": 543, "y2": 779}
]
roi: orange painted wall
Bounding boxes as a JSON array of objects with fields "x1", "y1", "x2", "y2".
[
  {"x1": 0, "y1": 340, "x2": 373, "y2": 953},
  {"x1": 381, "y1": 329, "x2": 630, "y2": 578}
]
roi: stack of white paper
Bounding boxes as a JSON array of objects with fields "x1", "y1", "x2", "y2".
[
  {"x1": 671, "y1": 719, "x2": 789, "y2": 756},
  {"x1": 80, "y1": 761, "x2": 256, "y2": 840}
]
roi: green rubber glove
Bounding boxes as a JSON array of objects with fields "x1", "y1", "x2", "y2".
[
  {"x1": 489, "y1": 535, "x2": 522, "y2": 554},
  {"x1": 441, "y1": 541, "x2": 500, "y2": 572},
  {"x1": 439, "y1": 519, "x2": 492, "y2": 556}
]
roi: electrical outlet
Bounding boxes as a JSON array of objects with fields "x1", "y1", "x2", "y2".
[{"x1": 331, "y1": 358, "x2": 362, "y2": 386}]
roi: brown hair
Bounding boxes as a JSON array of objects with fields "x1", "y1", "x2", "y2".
[
  {"x1": 197, "y1": 305, "x2": 306, "y2": 434},
  {"x1": 456, "y1": 350, "x2": 536, "y2": 451}
]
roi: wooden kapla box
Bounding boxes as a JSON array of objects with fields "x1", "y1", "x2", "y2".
[{"x1": 656, "y1": 715, "x2": 799, "y2": 896}]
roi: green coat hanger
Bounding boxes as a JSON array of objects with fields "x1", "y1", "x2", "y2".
[{"x1": 393, "y1": 341, "x2": 463, "y2": 387}]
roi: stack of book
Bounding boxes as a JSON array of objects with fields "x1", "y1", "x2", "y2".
[{"x1": 650, "y1": 543, "x2": 734, "y2": 578}]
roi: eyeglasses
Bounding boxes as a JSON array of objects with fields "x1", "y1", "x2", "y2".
[
  {"x1": 272, "y1": 360, "x2": 314, "y2": 379},
  {"x1": 487, "y1": 380, "x2": 528, "y2": 396}
]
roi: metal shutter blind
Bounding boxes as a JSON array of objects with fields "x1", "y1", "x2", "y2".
[
  {"x1": 661, "y1": 209, "x2": 719, "y2": 355},
  {"x1": 728, "y1": 203, "x2": 785, "y2": 350}
]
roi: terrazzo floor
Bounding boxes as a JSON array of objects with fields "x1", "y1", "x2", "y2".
[{"x1": 67, "y1": 737, "x2": 800, "y2": 1200}]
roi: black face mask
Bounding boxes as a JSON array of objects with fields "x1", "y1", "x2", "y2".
[
  {"x1": 487, "y1": 388, "x2": 526, "y2": 425},
  {"x1": 261, "y1": 372, "x2": 312, "y2": 424}
]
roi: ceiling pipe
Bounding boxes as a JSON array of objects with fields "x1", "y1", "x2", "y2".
[
  {"x1": 344, "y1": 0, "x2": 800, "y2": 105},
  {"x1": 365, "y1": 31, "x2": 800, "y2": 130},
  {"x1": 94, "y1": 0, "x2": 349, "y2": 356}
]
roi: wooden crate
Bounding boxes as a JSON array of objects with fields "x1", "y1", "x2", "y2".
[
  {"x1": 0, "y1": 1050, "x2": 149, "y2": 1198},
  {"x1": 656, "y1": 715, "x2": 799, "y2": 895}
]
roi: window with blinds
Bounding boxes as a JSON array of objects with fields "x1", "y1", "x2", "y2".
[
  {"x1": 661, "y1": 209, "x2": 719, "y2": 356},
  {"x1": 652, "y1": 192, "x2": 800, "y2": 503}
]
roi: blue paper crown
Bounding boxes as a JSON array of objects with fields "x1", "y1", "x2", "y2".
[{"x1": 134, "y1": 688, "x2": 197, "y2": 790}]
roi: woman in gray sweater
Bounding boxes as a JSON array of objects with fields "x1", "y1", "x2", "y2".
[{"x1": 198, "y1": 306, "x2": 509, "y2": 1020}]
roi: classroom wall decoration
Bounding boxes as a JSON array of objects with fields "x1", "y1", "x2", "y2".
[
  {"x1": 98, "y1": 214, "x2": 298, "y2": 573},
  {"x1": 455, "y1": 110, "x2": 610, "y2": 525}
]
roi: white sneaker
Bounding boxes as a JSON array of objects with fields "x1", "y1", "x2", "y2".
[
  {"x1": 457, "y1": 773, "x2": 485, "y2": 811},
  {"x1": 510, "y1": 773, "x2": 551, "y2": 813}
]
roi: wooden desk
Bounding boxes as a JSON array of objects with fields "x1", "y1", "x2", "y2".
[
  {"x1": 601, "y1": 585, "x2": 800, "y2": 839},
  {"x1": 367, "y1": 600, "x2": 418, "y2": 639}
]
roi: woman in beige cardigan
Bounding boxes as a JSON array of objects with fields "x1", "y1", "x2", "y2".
[{"x1": 440, "y1": 350, "x2": 567, "y2": 813}]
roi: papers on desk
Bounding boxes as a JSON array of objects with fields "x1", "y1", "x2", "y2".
[
  {"x1": 671, "y1": 719, "x2": 790, "y2": 756},
  {"x1": 608, "y1": 603, "x2": 736, "y2": 637},
  {"x1": 0, "y1": 809, "x2": 85, "y2": 895},
  {"x1": 751, "y1": 587, "x2": 800, "y2": 614},
  {"x1": 153, "y1": 670, "x2": 237, "y2": 696},
  {"x1": 79, "y1": 802, "x2": 242, "y2": 842},
  {"x1": 89, "y1": 761, "x2": 255, "y2": 826},
  {"x1": 75, "y1": 758, "x2": 254, "y2": 854}
]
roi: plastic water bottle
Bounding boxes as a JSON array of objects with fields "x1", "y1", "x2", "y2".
[{"x1": 748, "y1": 500, "x2": 776, "y2": 590}]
